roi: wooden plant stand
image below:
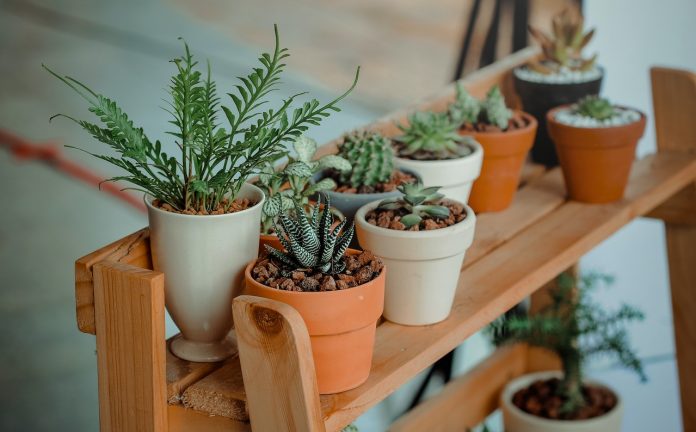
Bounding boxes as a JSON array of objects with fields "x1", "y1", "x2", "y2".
[{"x1": 74, "y1": 49, "x2": 696, "y2": 431}]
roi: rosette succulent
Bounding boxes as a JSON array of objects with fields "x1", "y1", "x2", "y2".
[
  {"x1": 395, "y1": 111, "x2": 474, "y2": 160},
  {"x1": 574, "y1": 96, "x2": 616, "y2": 121},
  {"x1": 377, "y1": 183, "x2": 450, "y2": 228}
]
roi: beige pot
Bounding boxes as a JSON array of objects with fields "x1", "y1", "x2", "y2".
[
  {"x1": 145, "y1": 183, "x2": 264, "y2": 362},
  {"x1": 393, "y1": 140, "x2": 483, "y2": 204},
  {"x1": 355, "y1": 200, "x2": 476, "y2": 325},
  {"x1": 501, "y1": 371, "x2": 624, "y2": 432}
]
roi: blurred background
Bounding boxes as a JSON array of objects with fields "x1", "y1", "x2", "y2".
[{"x1": 1, "y1": 0, "x2": 695, "y2": 430}]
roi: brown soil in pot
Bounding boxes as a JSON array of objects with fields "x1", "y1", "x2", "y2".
[
  {"x1": 365, "y1": 200, "x2": 466, "y2": 231},
  {"x1": 329, "y1": 169, "x2": 417, "y2": 194},
  {"x1": 152, "y1": 198, "x2": 253, "y2": 215},
  {"x1": 251, "y1": 250, "x2": 383, "y2": 292},
  {"x1": 459, "y1": 110, "x2": 530, "y2": 133},
  {"x1": 392, "y1": 140, "x2": 475, "y2": 161},
  {"x1": 512, "y1": 377, "x2": 617, "y2": 421}
]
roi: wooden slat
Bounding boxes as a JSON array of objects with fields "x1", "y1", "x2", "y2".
[
  {"x1": 646, "y1": 185, "x2": 696, "y2": 225},
  {"x1": 168, "y1": 405, "x2": 250, "y2": 432},
  {"x1": 233, "y1": 295, "x2": 325, "y2": 432},
  {"x1": 93, "y1": 261, "x2": 167, "y2": 432},
  {"x1": 166, "y1": 338, "x2": 224, "y2": 404},
  {"x1": 76, "y1": 228, "x2": 151, "y2": 334}
]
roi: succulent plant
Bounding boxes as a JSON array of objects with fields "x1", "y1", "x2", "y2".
[
  {"x1": 266, "y1": 194, "x2": 354, "y2": 275},
  {"x1": 449, "y1": 82, "x2": 481, "y2": 125},
  {"x1": 449, "y1": 84, "x2": 512, "y2": 130},
  {"x1": 337, "y1": 131, "x2": 395, "y2": 188},
  {"x1": 574, "y1": 95, "x2": 616, "y2": 121},
  {"x1": 481, "y1": 86, "x2": 513, "y2": 130},
  {"x1": 527, "y1": 8, "x2": 597, "y2": 74},
  {"x1": 377, "y1": 183, "x2": 450, "y2": 228},
  {"x1": 395, "y1": 111, "x2": 474, "y2": 160}
]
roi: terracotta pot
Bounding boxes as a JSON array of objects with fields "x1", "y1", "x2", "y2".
[
  {"x1": 464, "y1": 111, "x2": 537, "y2": 213},
  {"x1": 145, "y1": 183, "x2": 264, "y2": 362},
  {"x1": 355, "y1": 200, "x2": 476, "y2": 325},
  {"x1": 243, "y1": 250, "x2": 385, "y2": 394},
  {"x1": 514, "y1": 67, "x2": 604, "y2": 167},
  {"x1": 259, "y1": 233, "x2": 283, "y2": 250},
  {"x1": 501, "y1": 371, "x2": 624, "y2": 432},
  {"x1": 547, "y1": 106, "x2": 646, "y2": 203}
]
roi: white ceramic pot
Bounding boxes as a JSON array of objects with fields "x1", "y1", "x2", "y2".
[
  {"x1": 145, "y1": 183, "x2": 264, "y2": 362},
  {"x1": 393, "y1": 140, "x2": 483, "y2": 204},
  {"x1": 501, "y1": 371, "x2": 624, "y2": 432},
  {"x1": 354, "y1": 200, "x2": 476, "y2": 325}
]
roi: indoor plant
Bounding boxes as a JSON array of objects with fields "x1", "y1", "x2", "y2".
[
  {"x1": 392, "y1": 111, "x2": 482, "y2": 203},
  {"x1": 547, "y1": 96, "x2": 646, "y2": 203},
  {"x1": 355, "y1": 183, "x2": 476, "y2": 325},
  {"x1": 244, "y1": 195, "x2": 385, "y2": 394},
  {"x1": 46, "y1": 27, "x2": 359, "y2": 362},
  {"x1": 492, "y1": 272, "x2": 646, "y2": 432},
  {"x1": 451, "y1": 84, "x2": 537, "y2": 212},
  {"x1": 514, "y1": 8, "x2": 602, "y2": 167}
]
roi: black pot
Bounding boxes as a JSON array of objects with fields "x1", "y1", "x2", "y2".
[{"x1": 513, "y1": 67, "x2": 603, "y2": 167}]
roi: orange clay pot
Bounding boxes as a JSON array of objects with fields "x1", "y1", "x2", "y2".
[
  {"x1": 547, "y1": 106, "x2": 646, "y2": 204},
  {"x1": 243, "y1": 249, "x2": 385, "y2": 394},
  {"x1": 463, "y1": 111, "x2": 538, "y2": 213},
  {"x1": 259, "y1": 233, "x2": 283, "y2": 251}
]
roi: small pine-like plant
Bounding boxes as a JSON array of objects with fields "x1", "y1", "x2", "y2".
[
  {"x1": 449, "y1": 83, "x2": 481, "y2": 125},
  {"x1": 574, "y1": 96, "x2": 616, "y2": 121},
  {"x1": 395, "y1": 111, "x2": 474, "y2": 160},
  {"x1": 481, "y1": 86, "x2": 513, "y2": 130},
  {"x1": 45, "y1": 26, "x2": 358, "y2": 213},
  {"x1": 489, "y1": 272, "x2": 646, "y2": 415},
  {"x1": 337, "y1": 131, "x2": 395, "y2": 188},
  {"x1": 266, "y1": 194, "x2": 354, "y2": 275},
  {"x1": 377, "y1": 183, "x2": 450, "y2": 228},
  {"x1": 449, "y1": 84, "x2": 512, "y2": 130},
  {"x1": 527, "y1": 8, "x2": 597, "y2": 75}
]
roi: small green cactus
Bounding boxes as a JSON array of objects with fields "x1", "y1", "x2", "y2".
[
  {"x1": 481, "y1": 86, "x2": 513, "y2": 130},
  {"x1": 449, "y1": 82, "x2": 481, "y2": 125},
  {"x1": 574, "y1": 95, "x2": 616, "y2": 121},
  {"x1": 395, "y1": 111, "x2": 474, "y2": 160},
  {"x1": 377, "y1": 183, "x2": 450, "y2": 228},
  {"x1": 449, "y1": 84, "x2": 512, "y2": 130},
  {"x1": 266, "y1": 194, "x2": 354, "y2": 275},
  {"x1": 337, "y1": 131, "x2": 394, "y2": 188}
]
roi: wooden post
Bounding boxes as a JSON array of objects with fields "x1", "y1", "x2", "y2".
[
  {"x1": 651, "y1": 66, "x2": 696, "y2": 432},
  {"x1": 233, "y1": 295, "x2": 325, "y2": 432},
  {"x1": 93, "y1": 261, "x2": 168, "y2": 432}
]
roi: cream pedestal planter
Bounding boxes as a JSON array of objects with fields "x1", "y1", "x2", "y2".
[
  {"x1": 145, "y1": 183, "x2": 264, "y2": 362},
  {"x1": 501, "y1": 371, "x2": 624, "y2": 432},
  {"x1": 393, "y1": 141, "x2": 483, "y2": 204},
  {"x1": 355, "y1": 201, "x2": 476, "y2": 325}
]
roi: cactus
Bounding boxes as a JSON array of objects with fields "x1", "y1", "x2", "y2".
[
  {"x1": 527, "y1": 8, "x2": 597, "y2": 74},
  {"x1": 449, "y1": 82, "x2": 481, "y2": 125},
  {"x1": 396, "y1": 111, "x2": 474, "y2": 160},
  {"x1": 574, "y1": 95, "x2": 616, "y2": 121},
  {"x1": 481, "y1": 86, "x2": 513, "y2": 130},
  {"x1": 266, "y1": 194, "x2": 354, "y2": 275},
  {"x1": 450, "y1": 84, "x2": 512, "y2": 131},
  {"x1": 337, "y1": 131, "x2": 395, "y2": 188},
  {"x1": 376, "y1": 183, "x2": 450, "y2": 228}
]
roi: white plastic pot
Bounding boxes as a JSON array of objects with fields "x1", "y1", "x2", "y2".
[
  {"x1": 354, "y1": 200, "x2": 476, "y2": 325},
  {"x1": 393, "y1": 140, "x2": 483, "y2": 204},
  {"x1": 501, "y1": 371, "x2": 624, "y2": 432},
  {"x1": 145, "y1": 183, "x2": 264, "y2": 362}
]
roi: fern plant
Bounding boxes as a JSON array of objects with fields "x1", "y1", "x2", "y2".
[
  {"x1": 45, "y1": 26, "x2": 359, "y2": 213},
  {"x1": 395, "y1": 111, "x2": 474, "y2": 160},
  {"x1": 337, "y1": 131, "x2": 394, "y2": 188},
  {"x1": 266, "y1": 194, "x2": 354, "y2": 275},
  {"x1": 489, "y1": 272, "x2": 646, "y2": 415},
  {"x1": 449, "y1": 84, "x2": 512, "y2": 130},
  {"x1": 376, "y1": 183, "x2": 450, "y2": 228},
  {"x1": 574, "y1": 96, "x2": 616, "y2": 121}
]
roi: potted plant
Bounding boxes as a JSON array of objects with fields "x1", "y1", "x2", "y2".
[
  {"x1": 547, "y1": 96, "x2": 646, "y2": 203},
  {"x1": 244, "y1": 195, "x2": 385, "y2": 394},
  {"x1": 355, "y1": 183, "x2": 476, "y2": 325},
  {"x1": 492, "y1": 272, "x2": 646, "y2": 432},
  {"x1": 392, "y1": 111, "x2": 483, "y2": 204},
  {"x1": 46, "y1": 26, "x2": 359, "y2": 362},
  {"x1": 514, "y1": 8, "x2": 603, "y2": 167},
  {"x1": 451, "y1": 84, "x2": 537, "y2": 212},
  {"x1": 316, "y1": 131, "x2": 419, "y2": 230}
]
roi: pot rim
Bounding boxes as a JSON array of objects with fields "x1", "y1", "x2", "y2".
[
  {"x1": 354, "y1": 198, "x2": 476, "y2": 239},
  {"x1": 513, "y1": 64, "x2": 605, "y2": 85},
  {"x1": 547, "y1": 104, "x2": 647, "y2": 132},
  {"x1": 393, "y1": 139, "x2": 483, "y2": 167},
  {"x1": 501, "y1": 370, "x2": 623, "y2": 427},
  {"x1": 458, "y1": 110, "x2": 538, "y2": 139},
  {"x1": 316, "y1": 167, "x2": 423, "y2": 200},
  {"x1": 144, "y1": 182, "x2": 265, "y2": 220},
  {"x1": 244, "y1": 248, "x2": 386, "y2": 298}
]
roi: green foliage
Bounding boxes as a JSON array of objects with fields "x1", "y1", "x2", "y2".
[
  {"x1": 481, "y1": 86, "x2": 513, "y2": 129},
  {"x1": 449, "y1": 83, "x2": 481, "y2": 125},
  {"x1": 45, "y1": 26, "x2": 359, "y2": 213},
  {"x1": 489, "y1": 272, "x2": 646, "y2": 415},
  {"x1": 575, "y1": 96, "x2": 616, "y2": 121},
  {"x1": 337, "y1": 131, "x2": 394, "y2": 188},
  {"x1": 266, "y1": 194, "x2": 354, "y2": 275},
  {"x1": 527, "y1": 8, "x2": 597, "y2": 74},
  {"x1": 341, "y1": 425, "x2": 359, "y2": 432},
  {"x1": 377, "y1": 183, "x2": 450, "y2": 228},
  {"x1": 449, "y1": 84, "x2": 512, "y2": 130},
  {"x1": 395, "y1": 111, "x2": 474, "y2": 160}
]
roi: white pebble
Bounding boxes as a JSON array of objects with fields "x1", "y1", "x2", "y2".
[{"x1": 554, "y1": 106, "x2": 641, "y2": 128}]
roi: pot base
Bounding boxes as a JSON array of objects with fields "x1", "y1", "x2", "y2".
[{"x1": 170, "y1": 333, "x2": 236, "y2": 362}]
